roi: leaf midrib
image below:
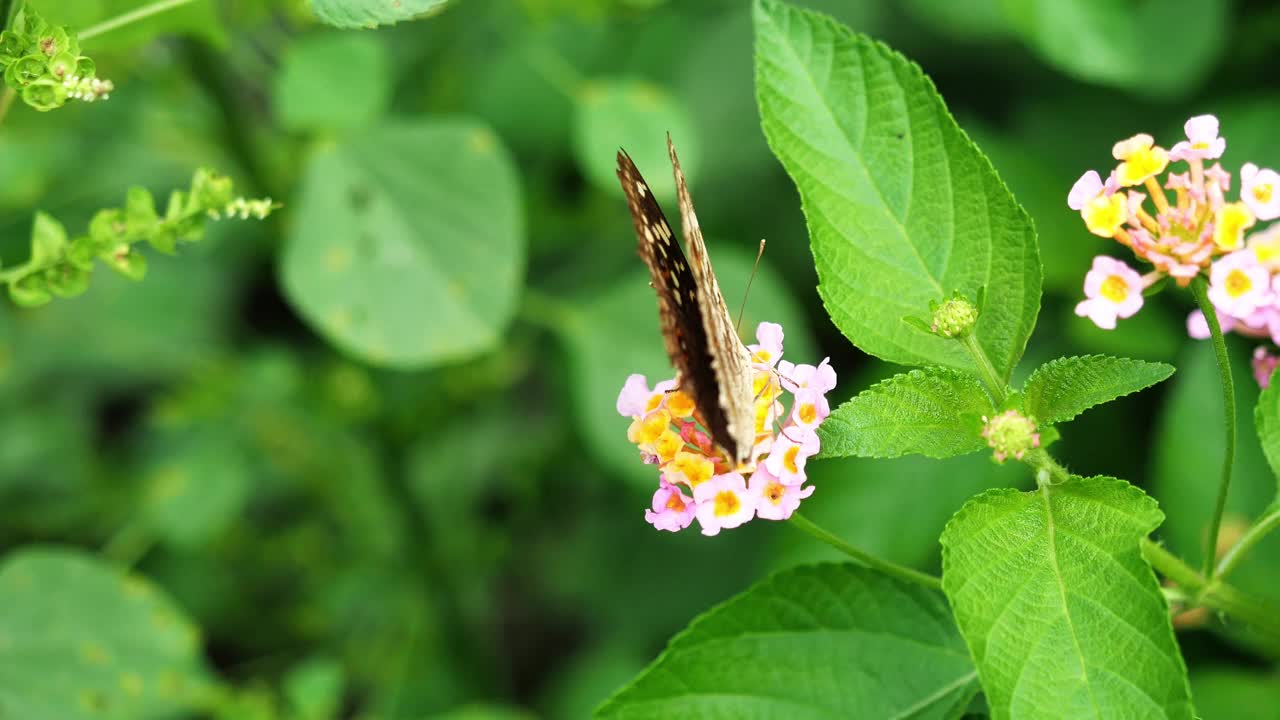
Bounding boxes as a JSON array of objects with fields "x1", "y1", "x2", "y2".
[{"x1": 1040, "y1": 482, "x2": 1102, "y2": 719}]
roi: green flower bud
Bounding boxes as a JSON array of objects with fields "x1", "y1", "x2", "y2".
[
  {"x1": 930, "y1": 294, "x2": 979, "y2": 339},
  {"x1": 981, "y1": 410, "x2": 1041, "y2": 463},
  {"x1": 103, "y1": 245, "x2": 147, "y2": 281},
  {"x1": 22, "y1": 78, "x2": 68, "y2": 111},
  {"x1": 44, "y1": 263, "x2": 90, "y2": 298},
  {"x1": 6, "y1": 54, "x2": 47, "y2": 87},
  {"x1": 9, "y1": 273, "x2": 52, "y2": 307}
]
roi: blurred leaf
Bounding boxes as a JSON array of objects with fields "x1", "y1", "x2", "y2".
[
  {"x1": 28, "y1": 210, "x2": 66, "y2": 266},
  {"x1": 755, "y1": 0, "x2": 1041, "y2": 379},
  {"x1": 0, "y1": 547, "x2": 210, "y2": 719},
  {"x1": 942, "y1": 476, "x2": 1193, "y2": 718},
  {"x1": 557, "y1": 246, "x2": 815, "y2": 492},
  {"x1": 820, "y1": 367, "x2": 991, "y2": 459},
  {"x1": 1189, "y1": 667, "x2": 1280, "y2": 720},
  {"x1": 998, "y1": 0, "x2": 1224, "y2": 98},
  {"x1": 274, "y1": 32, "x2": 390, "y2": 133},
  {"x1": 598, "y1": 563, "x2": 979, "y2": 718},
  {"x1": 283, "y1": 657, "x2": 344, "y2": 720},
  {"x1": 1064, "y1": 297, "x2": 1183, "y2": 361},
  {"x1": 572, "y1": 78, "x2": 696, "y2": 203},
  {"x1": 1256, "y1": 364, "x2": 1280, "y2": 494},
  {"x1": 310, "y1": 0, "x2": 448, "y2": 28},
  {"x1": 901, "y1": 0, "x2": 1011, "y2": 40},
  {"x1": 140, "y1": 431, "x2": 251, "y2": 549},
  {"x1": 27, "y1": 0, "x2": 226, "y2": 50},
  {"x1": 539, "y1": 641, "x2": 647, "y2": 720},
  {"x1": 282, "y1": 119, "x2": 524, "y2": 369},
  {"x1": 430, "y1": 706, "x2": 536, "y2": 720},
  {"x1": 1022, "y1": 354, "x2": 1175, "y2": 425},
  {"x1": 772, "y1": 450, "x2": 1027, "y2": 573}
]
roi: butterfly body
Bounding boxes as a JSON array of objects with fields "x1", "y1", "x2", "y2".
[{"x1": 616, "y1": 137, "x2": 755, "y2": 465}]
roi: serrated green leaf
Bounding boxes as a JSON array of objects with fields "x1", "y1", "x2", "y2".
[
  {"x1": 1023, "y1": 354, "x2": 1175, "y2": 425},
  {"x1": 572, "y1": 79, "x2": 697, "y2": 203},
  {"x1": 819, "y1": 367, "x2": 991, "y2": 459},
  {"x1": 309, "y1": 0, "x2": 448, "y2": 29},
  {"x1": 754, "y1": 0, "x2": 1040, "y2": 380},
  {"x1": 598, "y1": 563, "x2": 979, "y2": 719},
  {"x1": 29, "y1": 210, "x2": 65, "y2": 266},
  {"x1": 282, "y1": 119, "x2": 524, "y2": 369},
  {"x1": 274, "y1": 32, "x2": 390, "y2": 132},
  {"x1": 1256, "y1": 365, "x2": 1280, "y2": 493},
  {"x1": 941, "y1": 476, "x2": 1193, "y2": 719},
  {"x1": 0, "y1": 547, "x2": 211, "y2": 719}
]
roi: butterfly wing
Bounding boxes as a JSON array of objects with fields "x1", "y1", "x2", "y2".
[
  {"x1": 616, "y1": 148, "x2": 751, "y2": 464},
  {"x1": 666, "y1": 135, "x2": 755, "y2": 464}
]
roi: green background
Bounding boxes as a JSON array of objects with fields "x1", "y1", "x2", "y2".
[{"x1": 0, "y1": 0, "x2": 1277, "y2": 717}]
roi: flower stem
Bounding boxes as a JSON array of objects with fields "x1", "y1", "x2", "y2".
[
  {"x1": 1142, "y1": 538, "x2": 1280, "y2": 653},
  {"x1": 789, "y1": 512, "x2": 942, "y2": 591},
  {"x1": 1191, "y1": 275, "x2": 1236, "y2": 580},
  {"x1": 1215, "y1": 504, "x2": 1280, "y2": 580},
  {"x1": 960, "y1": 333, "x2": 1007, "y2": 405},
  {"x1": 1022, "y1": 447, "x2": 1070, "y2": 486},
  {"x1": 78, "y1": 0, "x2": 194, "y2": 42}
]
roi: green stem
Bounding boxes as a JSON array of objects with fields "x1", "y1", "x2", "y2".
[
  {"x1": 1191, "y1": 276, "x2": 1236, "y2": 580},
  {"x1": 101, "y1": 521, "x2": 155, "y2": 568},
  {"x1": 0, "y1": 87, "x2": 14, "y2": 130},
  {"x1": 1142, "y1": 538, "x2": 1280, "y2": 653},
  {"x1": 78, "y1": 0, "x2": 194, "y2": 42},
  {"x1": 960, "y1": 333, "x2": 1007, "y2": 405},
  {"x1": 1215, "y1": 505, "x2": 1280, "y2": 580},
  {"x1": 789, "y1": 512, "x2": 942, "y2": 591},
  {"x1": 1022, "y1": 447, "x2": 1071, "y2": 486}
]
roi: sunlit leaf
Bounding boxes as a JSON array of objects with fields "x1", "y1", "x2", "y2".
[
  {"x1": 310, "y1": 0, "x2": 449, "y2": 29},
  {"x1": 941, "y1": 476, "x2": 1193, "y2": 719},
  {"x1": 754, "y1": 0, "x2": 1041, "y2": 379},
  {"x1": 1023, "y1": 354, "x2": 1174, "y2": 425}
]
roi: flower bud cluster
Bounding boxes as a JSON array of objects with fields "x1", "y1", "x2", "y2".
[{"x1": 0, "y1": 7, "x2": 111, "y2": 111}]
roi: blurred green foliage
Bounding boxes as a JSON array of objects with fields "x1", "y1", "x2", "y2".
[{"x1": 0, "y1": 0, "x2": 1278, "y2": 717}]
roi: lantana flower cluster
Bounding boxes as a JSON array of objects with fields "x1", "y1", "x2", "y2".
[
  {"x1": 1069, "y1": 115, "x2": 1280, "y2": 386},
  {"x1": 616, "y1": 322, "x2": 835, "y2": 536}
]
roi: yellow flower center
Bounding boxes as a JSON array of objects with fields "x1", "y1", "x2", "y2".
[
  {"x1": 670, "y1": 451, "x2": 714, "y2": 487},
  {"x1": 665, "y1": 390, "x2": 695, "y2": 418},
  {"x1": 1215, "y1": 202, "x2": 1257, "y2": 251},
  {"x1": 1116, "y1": 146, "x2": 1169, "y2": 186},
  {"x1": 798, "y1": 402, "x2": 817, "y2": 425},
  {"x1": 1083, "y1": 194, "x2": 1129, "y2": 238},
  {"x1": 1225, "y1": 269, "x2": 1253, "y2": 298},
  {"x1": 751, "y1": 349, "x2": 772, "y2": 364},
  {"x1": 1099, "y1": 275, "x2": 1129, "y2": 303},
  {"x1": 713, "y1": 490, "x2": 741, "y2": 517},
  {"x1": 654, "y1": 430, "x2": 683, "y2": 463},
  {"x1": 783, "y1": 445, "x2": 801, "y2": 474},
  {"x1": 665, "y1": 491, "x2": 688, "y2": 512},
  {"x1": 645, "y1": 393, "x2": 663, "y2": 412},
  {"x1": 628, "y1": 409, "x2": 671, "y2": 445},
  {"x1": 1254, "y1": 183, "x2": 1274, "y2": 205},
  {"x1": 764, "y1": 481, "x2": 784, "y2": 505}
]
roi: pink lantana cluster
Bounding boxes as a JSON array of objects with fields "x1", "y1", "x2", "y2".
[
  {"x1": 616, "y1": 322, "x2": 835, "y2": 536},
  {"x1": 1068, "y1": 114, "x2": 1280, "y2": 386}
]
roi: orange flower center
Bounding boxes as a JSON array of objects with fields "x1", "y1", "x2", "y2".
[{"x1": 713, "y1": 491, "x2": 741, "y2": 517}]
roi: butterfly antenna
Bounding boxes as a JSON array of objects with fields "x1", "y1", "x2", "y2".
[{"x1": 736, "y1": 239, "x2": 767, "y2": 334}]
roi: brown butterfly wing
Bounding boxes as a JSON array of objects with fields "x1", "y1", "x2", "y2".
[
  {"x1": 666, "y1": 136, "x2": 754, "y2": 464},
  {"x1": 615, "y1": 145, "x2": 753, "y2": 464}
]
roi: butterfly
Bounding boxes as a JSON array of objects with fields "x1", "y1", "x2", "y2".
[{"x1": 615, "y1": 135, "x2": 756, "y2": 465}]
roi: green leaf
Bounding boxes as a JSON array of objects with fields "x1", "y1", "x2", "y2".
[
  {"x1": 309, "y1": 0, "x2": 448, "y2": 29},
  {"x1": 597, "y1": 563, "x2": 979, "y2": 719},
  {"x1": 556, "y1": 246, "x2": 814, "y2": 492},
  {"x1": 274, "y1": 32, "x2": 390, "y2": 132},
  {"x1": 571, "y1": 78, "x2": 697, "y2": 203},
  {"x1": 819, "y1": 367, "x2": 991, "y2": 459},
  {"x1": 753, "y1": 0, "x2": 1040, "y2": 380},
  {"x1": 0, "y1": 547, "x2": 210, "y2": 719},
  {"x1": 139, "y1": 431, "x2": 251, "y2": 549},
  {"x1": 1256, "y1": 364, "x2": 1280, "y2": 492},
  {"x1": 1022, "y1": 354, "x2": 1175, "y2": 425},
  {"x1": 282, "y1": 119, "x2": 524, "y2": 369},
  {"x1": 940, "y1": 476, "x2": 1193, "y2": 719},
  {"x1": 998, "y1": 0, "x2": 1224, "y2": 98},
  {"x1": 283, "y1": 657, "x2": 345, "y2": 720},
  {"x1": 29, "y1": 210, "x2": 66, "y2": 266}
]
